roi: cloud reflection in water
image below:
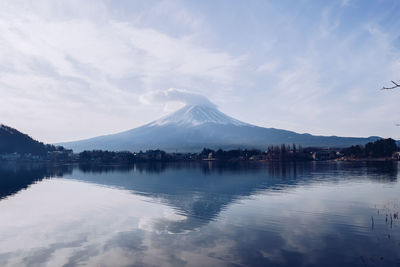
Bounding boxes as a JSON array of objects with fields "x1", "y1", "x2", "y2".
[{"x1": 0, "y1": 161, "x2": 399, "y2": 266}]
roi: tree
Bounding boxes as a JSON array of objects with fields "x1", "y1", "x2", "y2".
[{"x1": 342, "y1": 138, "x2": 398, "y2": 158}]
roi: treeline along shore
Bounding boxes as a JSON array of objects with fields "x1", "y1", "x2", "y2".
[
  {"x1": 75, "y1": 138, "x2": 400, "y2": 164},
  {"x1": 1, "y1": 138, "x2": 399, "y2": 164}
]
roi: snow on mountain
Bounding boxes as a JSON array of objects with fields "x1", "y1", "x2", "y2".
[
  {"x1": 147, "y1": 105, "x2": 249, "y2": 127},
  {"x1": 59, "y1": 104, "x2": 381, "y2": 152}
]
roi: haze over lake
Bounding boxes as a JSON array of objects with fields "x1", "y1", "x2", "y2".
[{"x1": 0, "y1": 161, "x2": 399, "y2": 266}]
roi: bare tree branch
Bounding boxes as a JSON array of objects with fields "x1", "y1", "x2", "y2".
[
  {"x1": 381, "y1": 83, "x2": 399, "y2": 126},
  {"x1": 382, "y1": 80, "x2": 400, "y2": 90}
]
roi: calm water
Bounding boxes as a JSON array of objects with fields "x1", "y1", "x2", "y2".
[{"x1": 0, "y1": 161, "x2": 399, "y2": 266}]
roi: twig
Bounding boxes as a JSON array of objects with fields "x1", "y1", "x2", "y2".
[{"x1": 382, "y1": 81, "x2": 400, "y2": 90}]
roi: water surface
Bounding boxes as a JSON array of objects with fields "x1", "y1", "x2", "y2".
[{"x1": 0, "y1": 161, "x2": 399, "y2": 266}]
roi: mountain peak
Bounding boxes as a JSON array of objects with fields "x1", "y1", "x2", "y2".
[
  {"x1": 60, "y1": 103, "x2": 382, "y2": 152},
  {"x1": 147, "y1": 104, "x2": 249, "y2": 127}
]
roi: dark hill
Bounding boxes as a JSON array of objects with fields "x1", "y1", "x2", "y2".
[{"x1": 0, "y1": 124, "x2": 54, "y2": 155}]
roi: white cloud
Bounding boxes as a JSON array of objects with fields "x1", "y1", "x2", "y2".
[
  {"x1": 0, "y1": 1, "x2": 241, "y2": 142},
  {"x1": 341, "y1": 0, "x2": 351, "y2": 7},
  {"x1": 256, "y1": 61, "x2": 279, "y2": 73},
  {"x1": 140, "y1": 88, "x2": 216, "y2": 108}
]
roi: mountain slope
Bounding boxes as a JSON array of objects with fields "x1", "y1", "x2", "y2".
[
  {"x1": 0, "y1": 124, "x2": 50, "y2": 155},
  {"x1": 59, "y1": 105, "x2": 381, "y2": 152}
]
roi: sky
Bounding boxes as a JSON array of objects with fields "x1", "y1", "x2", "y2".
[{"x1": 0, "y1": 0, "x2": 399, "y2": 143}]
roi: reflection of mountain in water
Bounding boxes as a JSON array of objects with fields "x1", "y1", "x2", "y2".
[
  {"x1": 68, "y1": 161, "x2": 399, "y2": 233},
  {"x1": 0, "y1": 161, "x2": 397, "y2": 232},
  {"x1": 0, "y1": 163, "x2": 72, "y2": 199},
  {"x1": 70, "y1": 163, "x2": 275, "y2": 232}
]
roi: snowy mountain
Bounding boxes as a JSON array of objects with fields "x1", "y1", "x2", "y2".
[
  {"x1": 147, "y1": 105, "x2": 249, "y2": 127},
  {"x1": 59, "y1": 104, "x2": 380, "y2": 152}
]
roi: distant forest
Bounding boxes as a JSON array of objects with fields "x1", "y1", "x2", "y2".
[
  {"x1": 76, "y1": 138, "x2": 399, "y2": 164},
  {"x1": 341, "y1": 138, "x2": 398, "y2": 158}
]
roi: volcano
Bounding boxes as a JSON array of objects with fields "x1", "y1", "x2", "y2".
[{"x1": 60, "y1": 104, "x2": 380, "y2": 152}]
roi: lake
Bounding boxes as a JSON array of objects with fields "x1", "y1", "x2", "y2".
[{"x1": 0, "y1": 161, "x2": 399, "y2": 266}]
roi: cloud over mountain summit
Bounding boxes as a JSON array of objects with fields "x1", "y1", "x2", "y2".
[{"x1": 140, "y1": 88, "x2": 217, "y2": 108}]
